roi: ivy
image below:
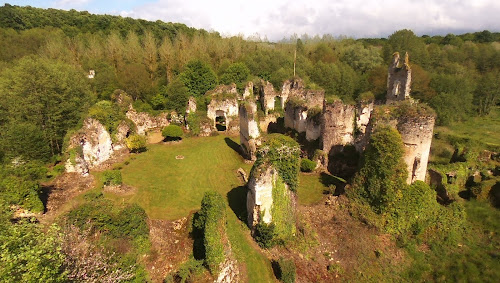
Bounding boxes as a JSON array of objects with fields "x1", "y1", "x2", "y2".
[{"x1": 254, "y1": 134, "x2": 300, "y2": 191}]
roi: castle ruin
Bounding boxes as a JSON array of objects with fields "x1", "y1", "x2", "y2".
[{"x1": 386, "y1": 52, "x2": 412, "y2": 103}]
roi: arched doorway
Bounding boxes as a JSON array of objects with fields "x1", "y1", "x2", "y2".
[{"x1": 215, "y1": 110, "x2": 226, "y2": 131}]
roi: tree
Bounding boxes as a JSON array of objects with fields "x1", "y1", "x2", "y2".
[
  {"x1": 474, "y1": 71, "x2": 500, "y2": 116},
  {"x1": 0, "y1": 56, "x2": 91, "y2": 157},
  {"x1": 0, "y1": 221, "x2": 67, "y2": 282},
  {"x1": 164, "y1": 78, "x2": 189, "y2": 113},
  {"x1": 179, "y1": 60, "x2": 217, "y2": 97},
  {"x1": 384, "y1": 29, "x2": 429, "y2": 67},
  {"x1": 219, "y1": 62, "x2": 250, "y2": 90}
]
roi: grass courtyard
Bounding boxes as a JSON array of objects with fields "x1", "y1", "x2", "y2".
[{"x1": 110, "y1": 134, "x2": 329, "y2": 282}]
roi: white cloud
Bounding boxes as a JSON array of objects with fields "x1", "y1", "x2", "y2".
[{"x1": 75, "y1": 0, "x2": 500, "y2": 40}]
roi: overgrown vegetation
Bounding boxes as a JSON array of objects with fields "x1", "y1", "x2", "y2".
[
  {"x1": 254, "y1": 134, "x2": 301, "y2": 191},
  {"x1": 192, "y1": 191, "x2": 227, "y2": 275}
]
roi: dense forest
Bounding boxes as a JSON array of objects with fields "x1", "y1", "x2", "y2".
[{"x1": 0, "y1": 4, "x2": 499, "y2": 282}]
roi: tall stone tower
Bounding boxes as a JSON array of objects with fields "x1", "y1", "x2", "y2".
[{"x1": 386, "y1": 52, "x2": 411, "y2": 103}]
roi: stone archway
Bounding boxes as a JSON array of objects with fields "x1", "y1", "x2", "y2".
[{"x1": 215, "y1": 110, "x2": 227, "y2": 131}]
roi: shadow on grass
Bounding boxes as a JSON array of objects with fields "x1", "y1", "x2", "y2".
[
  {"x1": 224, "y1": 137, "x2": 244, "y2": 157},
  {"x1": 163, "y1": 136, "x2": 182, "y2": 142},
  {"x1": 227, "y1": 186, "x2": 248, "y2": 224},
  {"x1": 320, "y1": 172, "x2": 347, "y2": 196}
]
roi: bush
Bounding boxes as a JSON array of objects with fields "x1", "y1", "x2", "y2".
[
  {"x1": 0, "y1": 176, "x2": 44, "y2": 213},
  {"x1": 67, "y1": 193, "x2": 149, "y2": 240},
  {"x1": 102, "y1": 170, "x2": 122, "y2": 186},
  {"x1": 276, "y1": 257, "x2": 296, "y2": 283},
  {"x1": 254, "y1": 221, "x2": 276, "y2": 249},
  {"x1": 126, "y1": 134, "x2": 147, "y2": 152},
  {"x1": 300, "y1": 158, "x2": 316, "y2": 172},
  {"x1": 162, "y1": 125, "x2": 183, "y2": 140}
]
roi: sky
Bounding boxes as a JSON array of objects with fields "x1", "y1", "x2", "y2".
[{"x1": 2, "y1": 0, "x2": 500, "y2": 40}]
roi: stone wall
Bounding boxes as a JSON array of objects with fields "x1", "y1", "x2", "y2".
[
  {"x1": 260, "y1": 80, "x2": 278, "y2": 113},
  {"x1": 239, "y1": 101, "x2": 260, "y2": 160},
  {"x1": 243, "y1": 81, "x2": 254, "y2": 99},
  {"x1": 247, "y1": 166, "x2": 277, "y2": 227},
  {"x1": 284, "y1": 103, "x2": 308, "y2": 133},
  {"x1": 397, "y1": 115, "x2": 435, "y2": 183},
  {"x1": 65, "y1": 118, "x2": 114, "y2": 175},
  {"x1": 356, "y1": 101, "x2": 374, "y2": 134},
  {"x1": 387, "y1": 52, "x2": 411, "y2": 103},
  {"x1": 126, "y1": 109, "x2": 169, "y2": 135},
  {"x1": 320, "y1": 100, "x2": 356, "y2": 155}
]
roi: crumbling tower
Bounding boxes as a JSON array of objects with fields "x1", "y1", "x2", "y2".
[{"x1": 387, "y1": 52, "x2": 411, "y2": 103}]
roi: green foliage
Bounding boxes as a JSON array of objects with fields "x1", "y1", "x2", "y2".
[
  {"x1": 271, "y1": 176, "x2": 296, "y2": 242},
  {"x1": 150, "y1": 93, "x2": 167, "y2": 110},
  {"x1": 67, "y1": 192, "x2": 149, "y2": 240},
  {"x1": 102, "y1": 170, "x2": 122, "y2": 186},
  {"x1": 126, "y1": 134, "x2": 147, "y2": 153},
  {"x1": 162, "y1": 124, "x2": 184, "y2": 139},
  {"x1": 254, "y1": 221, "x2": 276, "y2": 249},
  {"x1": 220, "y1": 62, "x2": 250, "y2": 90},
  {"x1": 0, "y1": 121, "x2": 52, "y2": 162},
  {"x1": 163, "y1": 78, "x2": 190, "y2": 113},
  {"x1": 386, "y1": 181, "x2": 439, "y2": 235},
  {"x1": 474, "y1": 70, "x2": 500, "y2": 116},
  {"x1": 186, "y1": 112, "x2": 202, "y2": 136},
  {"x1": 0, "y1": 56, "x2": 91, "y2": 157},
  {"x1": 194, "y1": 191, "x2": 226, "y2": 275},
  {"x1": 0, "y1": 175, "x2": 44, "y2": 213},
  {"x1": 88, "y1": 100, "x2": 126, "y2": 135},
  {"x1": 180, "y1": 60, "x2": 217, "y2": 97},
  {"x1": 166, "y1": 257, "x2": 205, "y2": 283},
  {"x1": 349, "y1": 126, "x2": 407, "y2": 213},
  {"x1": 276, "y1": 257, "x2": 296, "y2": 283},
  {"x1": 0, "y1": 222, "x2": 67, "y2": 282},
  {"x1": 254, "y1": 134, "x2": 301, "y2": 191},
  {"x1": 300, "y1": 158, "x2": 316, "y2": 172}
]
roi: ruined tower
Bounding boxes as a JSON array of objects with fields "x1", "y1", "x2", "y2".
[
  {"x1": 387, "y1": 52, "x2": 411, "y2": 103},
  {"x1": 397, "y1": 114, "x2": 436, "y2": 184}
]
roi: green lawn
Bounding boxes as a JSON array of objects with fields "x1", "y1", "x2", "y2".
[
  {"x1": 297, "y1": 173, "x2": 327, "y2": 205},
  {"x1": 115, "y1": 135, "x2": 274, "y2": 281},
  {"x1": 118, "y1": 135, "x2": 251, "y2": 220}
]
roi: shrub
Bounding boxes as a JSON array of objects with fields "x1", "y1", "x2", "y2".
[
  {"x1": 102, "y1": 170, "x2": 122, "y2": 186},
  {"x1": 254, "y1": 221, "x2": 276, "y2": 249},
  {"x1": 300, "y1": 158, "x2": 316, "y2": 172},
  {"x1": 126, "y1": 134, "x2": 147, "y2": 152},
  {"x1": 162, "y1": 125, "x2": 183, "y2": 140},
  {"x1": 277, "y1": 257, "x2": 296, "y2": 283},
  {"x1": 67, "y1": 193, "x2": 149, "y2": 240},
  {"x1": 0, "y1": 176, "x2": 44, "y2": 213}
]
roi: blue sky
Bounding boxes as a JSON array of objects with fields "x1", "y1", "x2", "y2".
[{"x1": 2, "y1": 0, "x2": 500, "y2": 40}]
